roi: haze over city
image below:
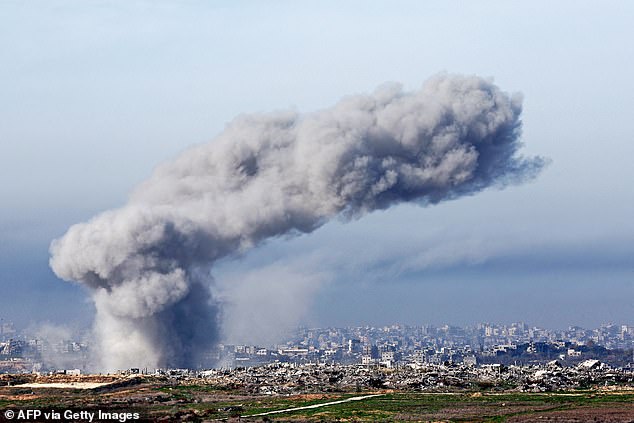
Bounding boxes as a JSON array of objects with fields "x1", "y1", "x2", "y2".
[{"x1": 1, "y1": 0, "x2": 633, "y2": 361}]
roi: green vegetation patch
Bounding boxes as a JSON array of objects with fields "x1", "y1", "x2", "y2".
[
  {"x1": 4, "y1": 385, "x2": 634, "y2": 422},
  {"x1": 239, "y1": 391, "x2": 634, "y2": 422}
]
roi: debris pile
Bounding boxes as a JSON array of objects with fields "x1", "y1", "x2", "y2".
[{"x1": 182, "y1": 360, "x2": 634, "y2": 394}]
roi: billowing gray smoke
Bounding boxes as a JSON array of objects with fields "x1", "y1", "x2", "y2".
[{"x1": 50, "y1": 74, "x2": 545, "y2": 371}]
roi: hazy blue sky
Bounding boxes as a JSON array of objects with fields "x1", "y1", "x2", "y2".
[{"x1": 1, "y1": 1, "x2": 633, "y2": 339}]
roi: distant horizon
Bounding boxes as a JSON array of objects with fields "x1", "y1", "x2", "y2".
[{"x1": 4, "y1": 315, "x2": 634, "y2": 337}]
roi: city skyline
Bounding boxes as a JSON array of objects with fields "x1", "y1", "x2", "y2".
[{"x1": 4, "y1": 317, "x2": 634, "y2": 374}]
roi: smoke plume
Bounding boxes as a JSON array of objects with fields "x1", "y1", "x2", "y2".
[{"x1": 50, "y1": 74, "x2": 545, "y2": 370}]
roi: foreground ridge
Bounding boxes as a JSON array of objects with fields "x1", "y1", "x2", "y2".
[{"x1": 2, "y1": 362, "x2": 634, "y2": 422}]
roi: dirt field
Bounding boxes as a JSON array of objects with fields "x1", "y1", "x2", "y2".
[{"x1": 2, "y1": 375, "x2": 634, "y2": 422}]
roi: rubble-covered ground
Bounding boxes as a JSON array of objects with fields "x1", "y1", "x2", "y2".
[
  {"x1": 190, "y1": 360, "x2": 634, "y2": 394},
  {"x1": 2, "y1": 361, "x2": 634, "y2": 421}
]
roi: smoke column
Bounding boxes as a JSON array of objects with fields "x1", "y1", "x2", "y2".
[{"x1": 50, "y1": 74, "x2": 545, "y2": 371}]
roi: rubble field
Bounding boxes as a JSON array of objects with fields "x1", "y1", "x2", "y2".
[{"x1": 1, "y1": 362, "x2": 634, "y2": 421}]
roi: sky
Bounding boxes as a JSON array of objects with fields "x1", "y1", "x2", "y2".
[{"x1": 1, "y1": 1, "x2": 633, "y2": 342}]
